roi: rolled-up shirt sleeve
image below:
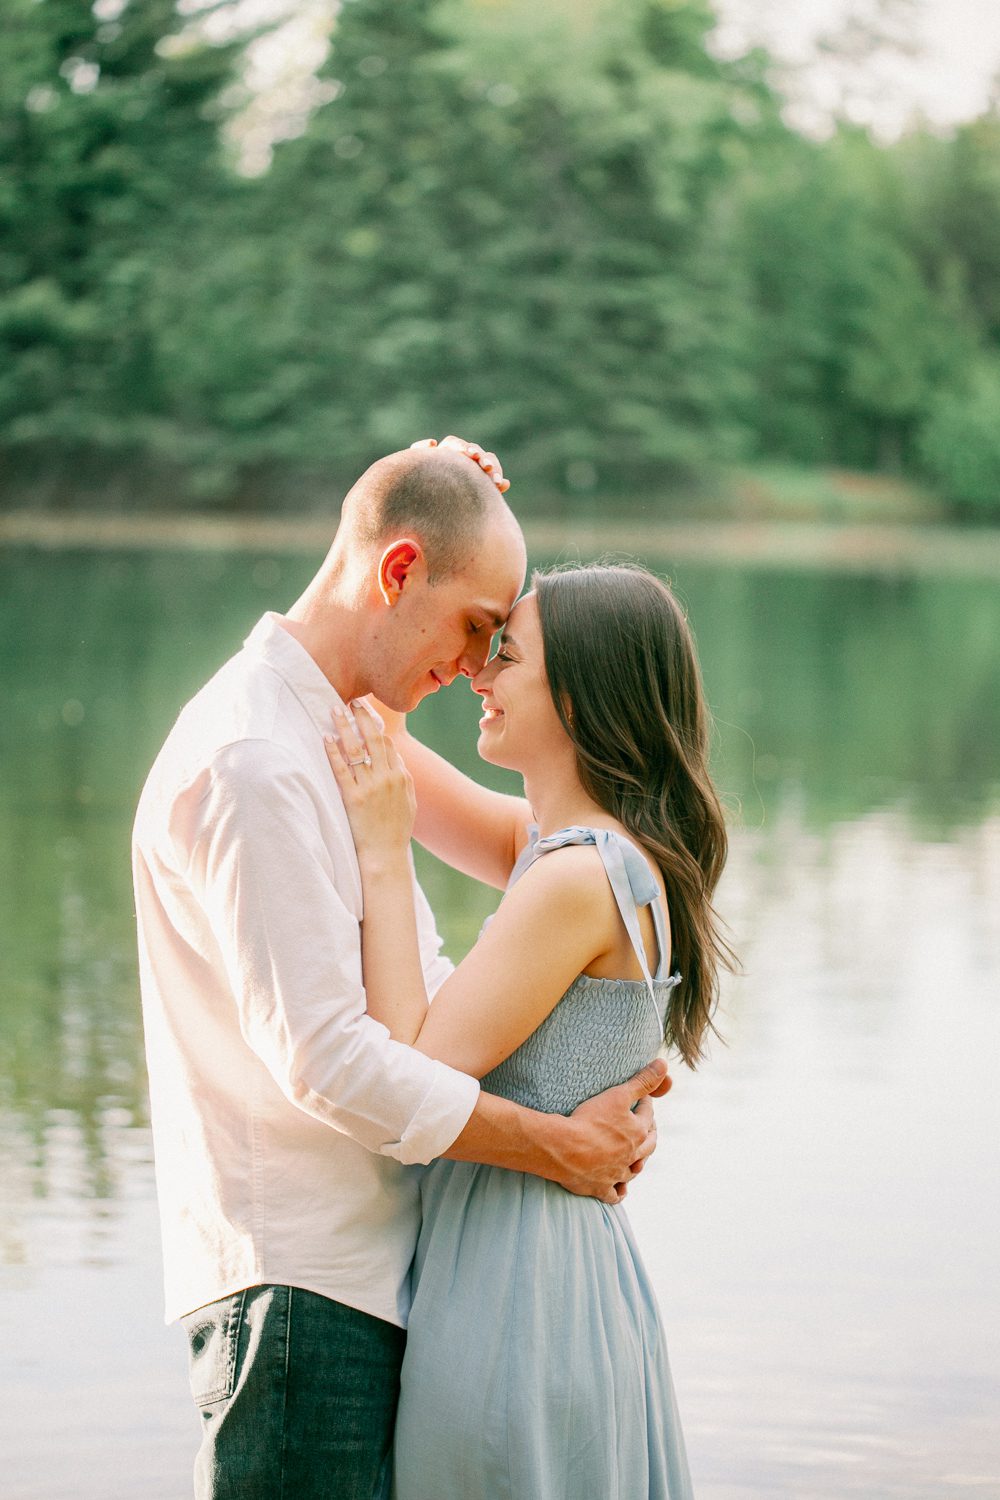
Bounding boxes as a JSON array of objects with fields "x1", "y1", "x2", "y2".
[{"x1": 178, "y1": 738, "x2": 479, "y2": 1165}]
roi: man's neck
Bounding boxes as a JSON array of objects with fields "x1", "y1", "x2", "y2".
[{"x1": 276, "y1": 606, "x2": 365, "y2": 703}]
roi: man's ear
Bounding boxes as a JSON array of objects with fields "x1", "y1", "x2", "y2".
[{"x1": 378, "y1": 539, "x2": 422, "y2": 606}]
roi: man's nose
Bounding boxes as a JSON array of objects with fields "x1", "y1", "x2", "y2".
[{"x1": 459, "y1": 635, "x2": 493, "y2": 679}]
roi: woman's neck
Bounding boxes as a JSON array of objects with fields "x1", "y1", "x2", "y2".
[{"x1": 521, "y1": 764, "x2": 611, "y2": 839}]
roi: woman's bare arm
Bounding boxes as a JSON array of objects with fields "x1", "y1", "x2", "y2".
[
  {"x1": 365, "y1": 698, "x2": 532, "y2": 890},
  {"x1": 325, "y1": 707, "x2": 671, "y2": 1205},
  {"x1": 325, "y1": 710, "x2": 618, "y2": 1071},
  {"x1": 400, "y1": 729, "x2": 531, "y2": 888},
  {"x1": 410, "y1": 847, "x2": 617, "y2": 1074}
]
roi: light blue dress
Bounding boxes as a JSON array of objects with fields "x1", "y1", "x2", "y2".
[{"x1": 393, "y1": 826, "x2": 695, "y2": 1500}]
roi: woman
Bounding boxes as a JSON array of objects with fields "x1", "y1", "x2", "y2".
[{"x1": 325, "y1": 563, "x2": 732, "y2": 1500}]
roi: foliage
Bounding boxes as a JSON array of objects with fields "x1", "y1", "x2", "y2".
[
  {"x1": 1, "y1": 0, "x2": 1000, "y2": 515},
  {"x1": 918, "y1": 356, "x2": 1000, "y2": 514},
  {"x1": 732, "y1": 127, "x2": 978, "y2": 478},
  {"x1": 0, "y1": 0, "x2": 242, "y2": 489}
]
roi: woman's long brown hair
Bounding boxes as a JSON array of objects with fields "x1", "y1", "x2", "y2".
[{"x1": 534, "y1": 564, "x2": 735, "y2": 1066}]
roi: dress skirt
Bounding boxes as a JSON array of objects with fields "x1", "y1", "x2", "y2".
[{"x1": 392, "y1": 1158, "x2": 694, "y2": 1500}]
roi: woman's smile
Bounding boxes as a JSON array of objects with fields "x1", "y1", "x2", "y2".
[{"x1": 471, "y1": 594, "x2": 572, "y2": 774}]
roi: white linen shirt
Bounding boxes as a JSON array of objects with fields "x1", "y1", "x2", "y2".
[{"x1": 132, "y1": 612, "x2": 480, "y2": 1328}]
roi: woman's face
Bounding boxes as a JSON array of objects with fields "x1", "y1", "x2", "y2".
[{"x1": 471, "y1": 593, "x2": 569, "y2": 773}]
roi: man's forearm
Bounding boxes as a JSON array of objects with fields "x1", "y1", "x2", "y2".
[
  {"x1": 442, "y1": 1091, "x2": 574, "y2": 1182},
  {"x1": 440, "y1": 1059, "x2": 668, "y2": 1203}
]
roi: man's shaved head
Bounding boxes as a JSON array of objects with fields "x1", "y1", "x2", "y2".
[
  {"x1": 342, "y1": 446, "x2": 511, "y2": 582},
  {"x1": 283, "y1": 440, "x2": 525, "y2": 707}
]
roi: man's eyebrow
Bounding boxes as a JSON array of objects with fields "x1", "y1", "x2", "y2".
[{"x1": 475, "y1": 607, "x2": 508, "y2": 630}]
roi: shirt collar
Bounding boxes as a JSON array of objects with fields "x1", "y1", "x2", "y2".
[{"x1": 244, "y1": 612, "x2": 349, "y2": 735}]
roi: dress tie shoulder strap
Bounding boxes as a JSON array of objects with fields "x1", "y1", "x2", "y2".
[{"x1": 511, "y1": 825, "x2": 679, "y2": 1030}]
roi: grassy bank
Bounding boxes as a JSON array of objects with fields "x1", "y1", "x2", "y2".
[
  {"x1": 719, "y1": 463, "x2": 946, "y2": 525},
  {"x1": 0, "y1": 459, "x2": 954, "y2": 523},
  {"x1": 5, "y1": 459, "x2": 997, "y2": 575},
  {"x1": 4, "y1": 510, "x2": 1000, "y2": 577}
]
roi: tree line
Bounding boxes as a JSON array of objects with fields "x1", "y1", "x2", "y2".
[{"x1": 3, "y1": 0, "x2": 1000, "y2": 516}]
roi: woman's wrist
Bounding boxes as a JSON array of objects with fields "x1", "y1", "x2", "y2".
[{"x1": 357, "y1": 845, "x2": 411, "y2": 881}]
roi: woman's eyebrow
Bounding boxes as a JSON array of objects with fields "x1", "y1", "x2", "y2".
[{"x1": 499, "y1": 632, "x2": 521, "y2": 652}]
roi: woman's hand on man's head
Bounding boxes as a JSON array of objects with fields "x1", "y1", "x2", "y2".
[{"x1": 410, "y1": 435, "x2": 510, "y2": 493}]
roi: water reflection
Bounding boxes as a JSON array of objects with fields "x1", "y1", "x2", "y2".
[
  {"x1": 1, "y1": 543, "x2": 998, "y2": 1497},
  {"x1": 628, "y1": 801, "x2": 1000, "y2": 1498},
  {"x1": 1, "y1": 545, "x2": 998, "y2": 1228}
]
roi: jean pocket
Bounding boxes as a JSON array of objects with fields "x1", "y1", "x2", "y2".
[{"x1": 182, "y1": 1290, "x2": 245, "y2": 1408}]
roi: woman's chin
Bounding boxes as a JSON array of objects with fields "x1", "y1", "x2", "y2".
[{"x1": 476, "y1": 730, "x2": 515, "y2": 771}]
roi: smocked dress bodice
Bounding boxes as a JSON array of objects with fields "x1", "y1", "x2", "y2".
[{"x1": 480, "y1": 824, "x2": 681, "y2": 1115}]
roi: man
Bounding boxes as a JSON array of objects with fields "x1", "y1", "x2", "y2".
[{"x1": 132, "y1": 437, "x2": 670, "y2": 1500}]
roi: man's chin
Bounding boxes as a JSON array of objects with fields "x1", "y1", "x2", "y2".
[
  {"x1": 395, "y1": 681, "x2": 433, "y2": 713},
  {"x1": 377, "y1": 672, "x2": 443, "y2": 713}
]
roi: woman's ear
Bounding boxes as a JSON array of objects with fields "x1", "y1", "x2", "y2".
[{"x1": 378, "y1": 540, "x2": 422, "y2": 606}]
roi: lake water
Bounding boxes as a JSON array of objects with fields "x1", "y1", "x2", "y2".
[{"x1": 1, "y1": 541, "x2": 998, "y2": 1500}]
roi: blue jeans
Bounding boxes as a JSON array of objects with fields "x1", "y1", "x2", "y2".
[{"x1": 182, "y1": 1284, "x2": 405, "y2": 1500}]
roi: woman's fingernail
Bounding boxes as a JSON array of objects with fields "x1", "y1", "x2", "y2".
[{"x1": 352, "y1": 698, "x2": 384, "y2": 727}]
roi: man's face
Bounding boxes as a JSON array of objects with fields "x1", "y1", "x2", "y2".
[{"x1": 373, "y1": 519, "x2": 527, "y2": 712}]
